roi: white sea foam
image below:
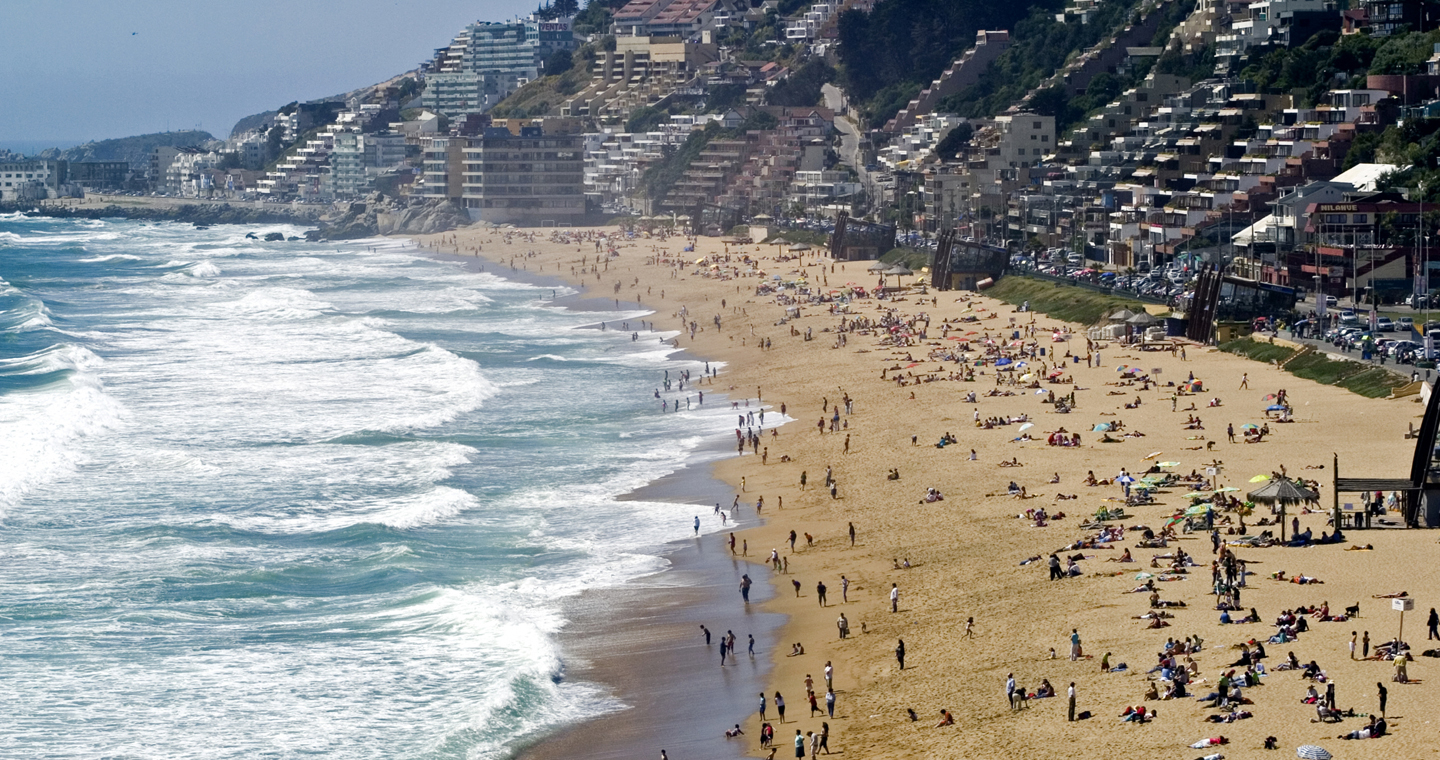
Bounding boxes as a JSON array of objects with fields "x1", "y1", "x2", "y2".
[
  {"x1": 78, "y1": 253, "x2": 142, "y2": 263},
  {"x1": 0, "y1": 358, "x2": 123, "y2": 514}
]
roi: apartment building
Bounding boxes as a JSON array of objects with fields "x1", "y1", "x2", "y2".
[
  {"x1": 422, "y1": 15, "x2": 576, "y2": 119},
  {"x1": 0, "y1": 160, "x2": 66, "y2": 202},
  {"x1": 460, "y1": 126, "x2": 585, "y2": 223},
  {"x1": 561, "y1": 35, "x2": 719, "y2": 123}
]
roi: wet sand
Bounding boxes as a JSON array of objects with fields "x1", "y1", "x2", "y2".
[{"x1": 415, "y1": 243, "x2": 782, "y2": 760}]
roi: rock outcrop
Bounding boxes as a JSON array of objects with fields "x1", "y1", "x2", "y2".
[{"x1": 314, "y1": 196, "x2": 471, "y2": 240}]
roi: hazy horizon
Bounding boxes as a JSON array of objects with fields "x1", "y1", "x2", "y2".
[{"x1": 0, "y1": 0, "x2": 540, "y2": 147}]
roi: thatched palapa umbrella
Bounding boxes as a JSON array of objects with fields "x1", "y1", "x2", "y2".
[{"x1": 1247, "y1": 478, "x2": 1318, "y2": 541}]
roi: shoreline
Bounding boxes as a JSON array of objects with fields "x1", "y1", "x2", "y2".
[{"x1": 412, "y1": 239, "x2": 783, "y2": 760}]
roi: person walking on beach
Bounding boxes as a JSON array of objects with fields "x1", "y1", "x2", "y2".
[
  {"x1": 793, "y1": 730, "x2": 804, "y2": 758},
  {"x1": 824, "y1": 689, "x2": 835, "y2": 717},
  {"x1": 1067, "y1": 682, "x2": 1077, "y2": 721},
  {"x1": 837, "y1": 613, "x2": 849, "y2": 639},
  {"x1": 896, "y1": 639, "x2": 906, "y2": 670},
  {"x1": 1049, "y1": 554, "x2": 1062, "y2": 581},
  {"x1": 694, "y1": 516, "x2": 700, "y2": 535},
  {"x1": 800, "y1": 471, "x2": 807, "y2": 490},
  {"x1": 830, "y1": 481, "x2": 838, "y2": 500},
  {"x1": 841, "y1": 575, "x2": 849, "y2": 603},
  {"x1": 825, "y1": 661, "x2": 833, "y2": 691},
  {"x1": 748, "y1": 634, "x2": 755, "y2": 657},
  {"x1": 1428, "y1": 608, "x2": 1439, "y2": 640},
  {"x1": 1006, "y1": 673, "x2": 1016, "y2": 705},
  {"x1": 1240, "y1": 373, "x2": 1249, "y2": 389},
  {"x1": 819, "y1": 722, "x2": 830, "y2": 755},
  {"x1": 1377, "y1": 682, "x2": 1388, "y2": 717},
  {"x1": 965, "y1": 617, "x2": 975, "y2": 638},
  {"x1": 890, "y1": 583, "x2": 899, "y2": 613},
  {"x1": 1364, "y1": 630, "x2": 1371, "y2": 658},
  {"x1": 740, "y1": 574, "x2": 753, "y2": 603},
  {"x1": 1351, "y1": 631, "x2": 1357, "y2": 659},
  {"x1": 776, "y1": 692, "x2": 786, "y2": 723},
  {"x1": 848, "y1": 522, "x2": 856, "y2": 546},
  {"x1": 817, "y1": 581, "x2": 827, "y2": 607},
  {"x1": 701, "y1": 625, "x2": 711, "y2": 645},
  {"x1": 759, "y1": 692, "x2": 767, "y2": 721},
  {"x1": 1070, "y1": 629, "x2": 1082, "y2": 661}
]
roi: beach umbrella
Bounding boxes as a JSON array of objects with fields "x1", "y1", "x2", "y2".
[
  {"x1": 1035, "y1": 389, "x2": 1048, "y2": 395},
  {"x1": 1094, "y1": 423, "x2": 1112, "y2": 432},
  {"x1": 1109, "y1": 309, "x2": 1136, "y2": 321},
  {"x1": 995, "y1": 358, "x2": 1012, "y2": 366},
  {"x1": 1264, "y1": 394, "x2": 1278, "y2": 401},
  {"x1": 1248, "y1": 479, "x2": 1318, "y2": 504},
  {"x1": 1126, "y1": 312, "x2": 1158, "y2": 325},
  {"x1": 1241, "y1": 424, "x2": 1259, "y2": 431},
  {"x1": 867, "y1": 260, "x2": 889, "y2": 272},
  {"x1": 1185, "y1": 503, "x2": 1213, "y2": 516},
  {"x1": 1216, "y1": 486, "x2": 1240, "y2": 493},
  {"x1": 1116, "y1": 365, "x2": 1130, "y2": 372},
  {"x1": 1021, "y1": 373, "x2": 1033, "y2": 381},
  {"x1": 1019, "y1": 423, "x2": 1034, "y2": 432},
  {"x1": 1158, "y1": 461, "x2": 1179, "y2": 468},
  {"x1": 1248, "y1": 473, "x2": 1268, "y2": 482},
  {"x1": 1266, "y1": 404, "x2": 1287, "y2": 411},
  {"x1": 947, "y1": 336, "x2": 964, "y2": 341},
  {"x1": 1296, "y1": 746, "x2": 1332, "y2": 760},
  {"x1": 788, "y1": 243, "x2": 811, "y2": 251},
  {"x1": 885, "y1": 264, "x2": 914, "y2": 276},
  {"x1": 1182, "y1": 490, "x2": 1209, "y2": 498},
  {"x1": 1117, "y1": 474, "x2": 1136, "y2": 484},
  {"x1": 1144, "y1": 451, "x2": 1163, "y2": 460},
  {"x1": 1048, "y1": 369, "x2": 1063, "y2": 378}
]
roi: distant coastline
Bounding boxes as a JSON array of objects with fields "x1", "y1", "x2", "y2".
[{"x1": 2, "y1": 200, "x2": 324, "y2": 228}]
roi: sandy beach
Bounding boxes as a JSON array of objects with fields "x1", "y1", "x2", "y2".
[{"x1": 413, "y1": 226, "x2": 1436, "y2": 760}]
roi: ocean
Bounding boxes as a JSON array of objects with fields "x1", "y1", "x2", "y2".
[{"x1": 0, "y1": 215, "x2": 747, "y2": 758}]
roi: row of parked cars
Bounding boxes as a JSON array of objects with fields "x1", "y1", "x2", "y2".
[{"x1": 1009, "y1": 250, "x2": 1195, "y2": 301}]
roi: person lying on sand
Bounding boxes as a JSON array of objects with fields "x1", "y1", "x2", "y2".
[
  {"x1": 1373, "y1": 591, "x2": 1409, "y2": 598},
  {"x1": 1345, "y1": 544, "x2": 1374, "y2": 551}
]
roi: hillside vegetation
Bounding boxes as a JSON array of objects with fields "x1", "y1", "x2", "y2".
[
  {"x1": 836, "y1": 0, "x2": 1055, "y2": 128},
  {"x1": 38, "y1": 131, "x2": 215, "y2": 167}
]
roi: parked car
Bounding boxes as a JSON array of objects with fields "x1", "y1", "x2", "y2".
[
  {"x1": 1325, "y1": 295, "x2": 1338, "y2": 308},
  {"x1": 1399, "y1": 317, "x2": 1415, "y2": 331},
  {"x1": 1377, "y1": 317, "x2": 1395, "y2": 332}
]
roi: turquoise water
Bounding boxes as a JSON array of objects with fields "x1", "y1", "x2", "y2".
[{"x1": 0, "y1": 215, "x2": 744, "y2": 758}]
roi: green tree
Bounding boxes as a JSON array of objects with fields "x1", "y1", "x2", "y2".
[
  {"x1": 555, "y1": 0, "x2": 580, "y2": 15},
  {"x1": 933, "y1": 122, "x2": 973, "y2": 159},
  {"x1": 545, "y1": 48, "x2": 575, "y2": 75},
  {"x1": 265, "y1": 125, "x2": 286, "y2": 160},
  {"x1": 626, "y1": 106, "x2": 668, "y2": 133}
]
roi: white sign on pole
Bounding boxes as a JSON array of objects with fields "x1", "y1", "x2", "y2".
[
  {"x1": 1206, "y1": 467, "x2": 1218, "y2": 477},
  {"x1": 1152, "y1": 368, "x2": 1162, "y2": 376},
  {"x1": 1393, "y1": 598, "x2": 1415, "y2": 612}
]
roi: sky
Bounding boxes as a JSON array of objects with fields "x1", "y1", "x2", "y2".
[{"x1": 0, "y1": 0, "x2": 539, "y2": 150}]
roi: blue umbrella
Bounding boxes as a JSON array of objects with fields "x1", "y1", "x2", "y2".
[
  {"x1": 1093, "y1": 423, "x2": 1111, "y2": 432},
  {"x1": 1266, "y1": 404, "x2": 1287, "y2": 411},
  {"x1": 995, "y1": 358, "x2": 1012, "y2": 366}
]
